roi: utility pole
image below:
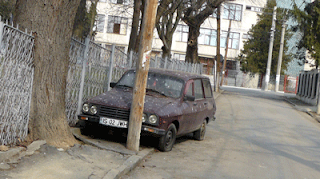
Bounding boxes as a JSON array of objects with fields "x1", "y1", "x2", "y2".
[
  {"x1": 275, "y1": 21, "x2": 286, "y2": 92},
  {"x1": 263, "y1": 6, "x2": 277, "y2": 91},
  {"x1": 220, "y1": 19, "x2": 232, "y2": 86},
  {"x1": 126, "y1": 0, "x2": 158, "y2": 152},
  {"x1": 216, "y1": 5, "x2": 221, "y2": 92}
]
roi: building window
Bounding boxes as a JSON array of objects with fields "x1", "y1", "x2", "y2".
[
  {"x1": 221, "y1": 31, "x2": 240, "y2": 49},
  {"x1": 173, "y1": 53, "x2": 186, "y2": 61},
  {"x1": 95, "y1": 14, "x2": 105, "y2": 33},
  {"x1": 226, "y1": 60, "x2": 237, "y2": 70},
  {"x1": 198, "y1": 28, "x2": 217, "y2": 46},
  {"x1": 242, "y1": 33, "x2": 252, "y2": 40},
  {"x1": 110, "y1": 0, "x2": 130, "y2": 5},
  {"x1": 223, "y1": 3, "x2": 242, "y2": 21},
  {"x1": 107, "y1": 16, "x2": 128, "y2": 35},
  {"x1": 176, "y1": 25, "x2": 188, "y2": 42},
  {"x1": 211, "y1": 9, "x2": 217, "y2": 18},
  {"x1": 246, "y1": 6, "x2": 262, "y2": 12}
]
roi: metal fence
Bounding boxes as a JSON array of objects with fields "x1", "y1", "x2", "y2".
[{"x1": 0, "y1": 21, "x2": 34, "y2": 145}]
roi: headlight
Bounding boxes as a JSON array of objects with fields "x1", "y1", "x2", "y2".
[
  {"x1": 142, "y1": 113, "x2": 147, "y2": 122},
  {"x1": 148, "y1": 115, "x2": 158, "y2": 124},
  {"x1": 90, "y1": 105, "x2": 97, "y2": 114},
  {"x1": 82, "y1": 104, "x2": 89, "y2": 113}
]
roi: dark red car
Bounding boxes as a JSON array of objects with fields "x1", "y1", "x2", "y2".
[{"x1": 78, "y1": 68, "x2": 216, "y2": 151}]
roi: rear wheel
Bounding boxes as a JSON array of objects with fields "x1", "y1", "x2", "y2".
[
  {"x1": 194, "y1": 120, "x2": 206, "y2": 141},
  {"x1": 158, "y1": 124, "x2": 177, "y2": 152}
]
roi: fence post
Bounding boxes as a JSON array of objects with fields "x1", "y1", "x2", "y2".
[
  {"x1": 0, "y1": 17, "x2": 4, "y2": 49},
  {"x1": 76, "y1": 37, "x2": 90, "y2": 115},
  {"x1": 129, "y1": 51, "x2": 133, "y2": 68},
  {"x1": 284, "y1": 75, "x2": 287, "y2": 93},
  {"x1": 155, "y1": 56, "x2": 158, "y2": 68},
  {"x1": 106, "y1": 45, "x2": 115, "y2": 91},
  {"x1": 171, "y1": 59, "x2": 175, "y2": 70},
  {"x1": 163, "y1": 57, "x2": 167, "y2": 69},
  {"x1": 295, "y1": 76, "x2": 299, "y2": 94}
]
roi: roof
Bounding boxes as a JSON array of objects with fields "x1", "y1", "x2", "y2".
[{"x1": 127, "y1": 68, "x2": 208, "y2": 82}]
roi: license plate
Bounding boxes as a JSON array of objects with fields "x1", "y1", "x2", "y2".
[{"x1": 99, "y1": 117, "x2": 128, "y2": 128}]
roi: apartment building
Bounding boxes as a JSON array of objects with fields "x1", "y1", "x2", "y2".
[{"x1": 93, "y1": 0, "x2": 267, "y2": 74}]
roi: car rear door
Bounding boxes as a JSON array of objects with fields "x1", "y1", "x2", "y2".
[{"x1": 191, "y1": 78, "x2": 207, "y2": 131}]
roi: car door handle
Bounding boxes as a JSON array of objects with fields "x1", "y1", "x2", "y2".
[
  {"x1": 204, "y1": 102, "x2": 207, "y2": 105},
  {"x1": 193, "y1": 103, "x2": 197, "y2": 106}
]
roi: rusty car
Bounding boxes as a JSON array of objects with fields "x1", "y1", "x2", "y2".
[{"x1": 78, "y1": 68, "x2": 216, "y2": 151}]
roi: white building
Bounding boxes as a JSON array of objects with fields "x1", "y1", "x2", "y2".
[{"x1": 93, "y1": 0, "x2": 267, "y2": 74}]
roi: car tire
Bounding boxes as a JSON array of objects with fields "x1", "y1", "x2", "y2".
[
  {"x1": 194, "y1": 120, "x2": 206, "y2": 141},
  {"x1": 158, "y1": 124, "x2": 177, "y2": 152}
]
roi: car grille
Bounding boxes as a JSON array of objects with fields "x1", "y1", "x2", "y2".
[{"x1": 98, "y1": 106, "x2": 130, "y2": 121}]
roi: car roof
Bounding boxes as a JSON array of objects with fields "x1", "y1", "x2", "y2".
[{"x1": 127, "y1": 68, "x2": 208, "y2": 82}]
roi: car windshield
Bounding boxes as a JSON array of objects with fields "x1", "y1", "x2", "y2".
[{"x1": 116, "y1": 70, "x2": 184, "y2": 98}]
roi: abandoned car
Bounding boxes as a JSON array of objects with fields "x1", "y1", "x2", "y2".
[{"x1": 78, "y1": 68, "x2": 216, "y2": 151}]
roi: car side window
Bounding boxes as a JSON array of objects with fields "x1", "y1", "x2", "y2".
[
  {"x1": 203, "y1": 79, "x2": 213, "y2": 98},
  {"x1": 186, "y1": 82, "x2": 194, "y2": 97},
  {"x1": 194, "y1": 79, "x2": 204, "y2": 99}
]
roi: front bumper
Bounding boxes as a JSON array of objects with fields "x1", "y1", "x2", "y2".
[{"x1": 78, "y1": 115, "x2": 165, "y2": 136}]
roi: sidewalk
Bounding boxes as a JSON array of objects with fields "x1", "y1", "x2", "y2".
[
  {"x1": 0, "y1": 128, "x2": 154, "y2": 179},
  {"x1": 284, "y1": 95, "x2": 320, "y2": 123}
]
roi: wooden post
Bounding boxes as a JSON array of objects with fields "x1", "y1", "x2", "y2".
[
  {"x1": 126, "y1": 0, "x2": 158, "y2": 152},
  {"x1": 216, "y1": 5, "x2": 221, "y2": 92},
  {"x1": 220, "y1": 19, "x2": 232, "y2": 86}
]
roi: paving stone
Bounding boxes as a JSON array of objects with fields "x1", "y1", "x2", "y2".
[
  {"x1": 0, "y1": 163, "x2": 10, "y2": 170},
  {"x1": 0, "y1": 147, "x2": 24, "y2": 162},
  {"x1": 26, "y1": 140, "x2": 46, "y2": 156},
  {"x1": 0, "y1": 145, "x2": 9, "y2": 152}
]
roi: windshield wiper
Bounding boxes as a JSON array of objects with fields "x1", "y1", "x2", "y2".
[
  {"x1": 146, "y1": 88, "x2": 167, "y2": 97},
  {"x1": 116, "y1": 84, "x2": 132, "y2": 88}
]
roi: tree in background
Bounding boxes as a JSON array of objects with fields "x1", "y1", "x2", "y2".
[
  {"x1": 14, "y1": 0, "x2": 81, "y2": 148},
  {"x1": 73, "y1": 0, "x2": 99, "y2": 39},
  {"x1": 156, "y1": 0, "x2": 184, "y2": 59},
  {"x1": 0, "y1": 0, "x2": 16, "y2": 21},
  {"x1": 128, "y1": 0, "x2": 143, "y2": 53},
  {"x1": 182, "y1": 0, "x2": 226, "y2": 63},
  {"x1": 238, "y1": 0, "x2": 292, "y2": 75},
  {"x1": 291, "y1": 0, "x2": 320, "y2": 68}
]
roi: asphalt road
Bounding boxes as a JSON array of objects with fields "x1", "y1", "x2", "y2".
[{"x1": 122, "y1": 86, "x2": 320, "y2": 179}]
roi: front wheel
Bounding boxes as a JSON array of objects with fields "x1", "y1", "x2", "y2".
[
  {"x1": 194, "y1": 120, "x2": 207, "y2": 141},
  {"x1": 158, "y1": 124, "x2": 177, "y2": 152}
]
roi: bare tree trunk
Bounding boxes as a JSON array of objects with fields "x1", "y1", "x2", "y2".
[
  {"x1": 14, "y1": 0, "x2": 81, "y2": 148},
  {"x1": 185, "y1": 25, "x2": 200, "y2": 63},
  {"x1": 128, "y1": 0, "x2": 142, "y2": 53},
  {"x1": 161, "y1": 41, "x2": 172, "y2": 59}
]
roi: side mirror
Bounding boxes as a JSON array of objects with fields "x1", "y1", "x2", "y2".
[
  {"x1": 183, "y1": 95, "x2": 195, "y2": 101},
  {"x1": 110, "y1": 82, "x2": 117, "y2": 88}
]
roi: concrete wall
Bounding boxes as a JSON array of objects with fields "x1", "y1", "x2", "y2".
[{"x1": 296, "y1": 69, "x2": 320, "y2": 106}]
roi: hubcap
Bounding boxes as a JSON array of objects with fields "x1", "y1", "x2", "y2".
[{"x1": 165, "y1": 131, "x2": 173, "y2": 146}]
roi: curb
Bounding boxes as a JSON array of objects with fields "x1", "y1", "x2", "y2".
[
  {"x1": 103, "y1": 148, "x2": 154, "y2": 179},
  {"x1": 284, "y1": 97, "x2": 320, "y2": 123}
]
